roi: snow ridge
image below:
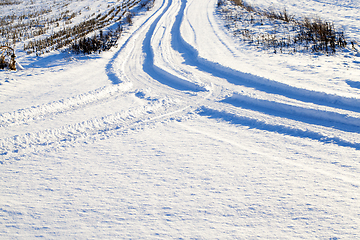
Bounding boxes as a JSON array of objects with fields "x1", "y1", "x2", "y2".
[
  {"x1": 0, "y1": 96, "x2": 178, "y2": 159},
  {"x1": 2, "y1": 0, "x2": 360, "y2": 159},
  {"x1": 172, "y1": 0, "x2": 360, "y2": 114},
  {"x1": 198, "y1": 106, "x2": 360, "y2": 150},
  {"x1": 142, "y1": 0, "x2": 207, "y2": 91},
  {"x1": 0, "y1": 83, "x2": 132, "y2": 127}
]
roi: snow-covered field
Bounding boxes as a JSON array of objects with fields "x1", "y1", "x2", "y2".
[{"x1": 1, "y1": 0, "x2": 360, "y2": 238}]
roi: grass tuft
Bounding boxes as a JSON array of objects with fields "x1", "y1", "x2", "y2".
[
  {"x1": 222, "y1": 0, "x2": 349, "y2": 54},
  {"x1": 0, "y1": 46, "x2": 16, "y2": 70},
  {"x1": 1, "y1": 0, "x2": 156, "y2": 57}
]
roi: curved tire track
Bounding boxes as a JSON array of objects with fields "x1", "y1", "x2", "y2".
[
  {"x1": 0, "y1": 83, "x2": 132, "y2": 128},
  {"x1": 2, "y1": 0, "x2": 360, "y2": 161},
  {"x1": 173, "y1": 0, "x2": 360, "y2": 113},
  {"x1": 172, "y1": 0, "x2": 360, "y2": 149}
]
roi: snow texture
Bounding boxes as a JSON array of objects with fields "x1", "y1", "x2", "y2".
[{"x1": 1, "y1": 0, "x2": 360, "y2": 238}]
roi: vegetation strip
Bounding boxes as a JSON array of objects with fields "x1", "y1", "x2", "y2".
[
  {"x1": 0, "y1": 0, "x2": 155, "y2": 60},
  {"x1": 218, "y1": 0, "x2": 354, "y2": 54}
]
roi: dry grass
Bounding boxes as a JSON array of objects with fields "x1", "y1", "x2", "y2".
[
  {"x1": 0, "y1": 46, "x2": 16, "y2": 70},
  {"x1": 0, "y1": 0, "x2": 155, "y2": 56},
  {"x1": 0, "y1": 0, "x2": 19, "y2": 5},
  {"x1": 70, "y1": 0, "x2": 155, "y2": 55},
  {"x1": 220, "y1": 0, "x2": 348, "y2": 54}
]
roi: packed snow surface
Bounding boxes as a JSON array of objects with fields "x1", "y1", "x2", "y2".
[{"x1": 1, "y1": 0, "x2": 360, "y2": 238}]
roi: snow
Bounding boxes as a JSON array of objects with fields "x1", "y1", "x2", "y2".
[{"x1": 1, "y1": 0, "x2": 360, "y2": 238}]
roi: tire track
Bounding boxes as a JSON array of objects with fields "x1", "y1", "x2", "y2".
[
  {"x1": 173, "y1": 0, "x2": 360, "y2": 114},
  {"x1": 178, "y1": 120, "x2": 360, "y2": 186},
  {"x1": 197, "y1": 105, "x2": 360, "y2": 150},
  {"x1": 0, "y1": 82, "x2": 132, "y2": 128},
  {"x1": 0, "y1": 96, "x2": 182, "y2": 161},
  {"x1": 223, "y1": 93, "x2": 360, "y2": 133},
  {"x1": 157, "y1": 0, "x2": 360, "y2": 149},
  {"x1": 143, "y1": 0, "x2": 360, "y2": 150},
  {"x1": 141, "y1": 0, "x2": 206, "y2": 92},
  {"x1": 2, "y1": 0, "x2": 360, "y2": 160}
]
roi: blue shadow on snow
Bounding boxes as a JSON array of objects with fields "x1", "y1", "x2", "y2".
[{"x1": 198, "y1": 106, "x2": 360, "y2": 150}]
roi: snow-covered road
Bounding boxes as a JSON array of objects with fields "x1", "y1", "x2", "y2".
[{"x1": 1, "y1": 0, "x2": 360, "y2": 238}]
